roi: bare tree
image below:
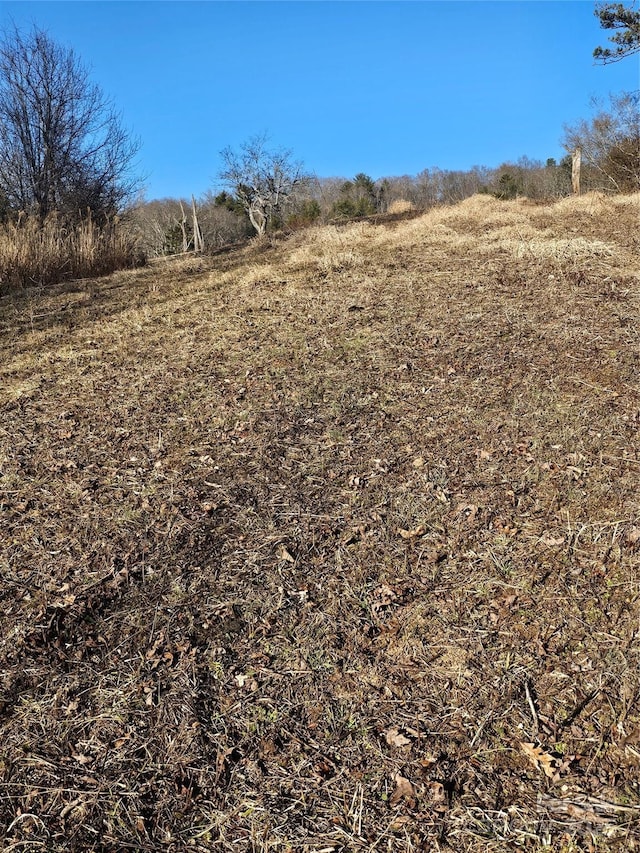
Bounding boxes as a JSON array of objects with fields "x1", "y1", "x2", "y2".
[
  {"x1": 562, "y1": 92, "x2": 640, "y2": 192},
  {"x1": 131, "y1": 196, "x2": 251, "y2": 257},
  {"x1": 0, "y1": 24, "x2": 139, "y2": 220},
  {"x1": 178, "y1": 200, "x2": 190, "y2": 253},
  {"x1": 219, "y1": 134, "x2": 308, "y2": 236},
  {"x1": 191, "y1": 195, "x2": 204, "y2": 253}
]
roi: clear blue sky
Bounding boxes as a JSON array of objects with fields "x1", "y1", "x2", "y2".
[{"x1": 1, "y1": 1, "x2": 637, "y2": 200}]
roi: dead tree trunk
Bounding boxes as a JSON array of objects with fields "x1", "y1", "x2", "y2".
[
  {"x1": 191, "y1": 195, "x2": 204, "y2": 253},
  {"x1": 572, "y1": 148, "x2": 581, "y2": 195},
  {"x1": 178, "y1": 200, "x2": 189, "y2": 252}
]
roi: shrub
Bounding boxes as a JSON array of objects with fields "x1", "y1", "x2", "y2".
[
  {"x1": 494, "y1": 172, "x2": 522, "y2": 200},
  {"x1": 286, "y1": 199, "x2": 322, "y2": 229}
]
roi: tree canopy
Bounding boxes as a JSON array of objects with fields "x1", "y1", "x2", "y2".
[
  {"x1": 593, "y1": 2, "x2": 640, "y2": 63},
  {"x1": 219, "y1": 135, "x2": 308, "y2": 236},
  {"x1": 0, "y1": 25, "x2": 139, "y2": 220}
]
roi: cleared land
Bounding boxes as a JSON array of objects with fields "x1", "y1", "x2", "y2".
[{"x1": 1, "y1": 192, "x2": 639, "y2": 852}]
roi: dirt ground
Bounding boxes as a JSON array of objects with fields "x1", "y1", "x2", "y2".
[{"x1": 1, "y1": 192, "x2": 639, "y2": 851}]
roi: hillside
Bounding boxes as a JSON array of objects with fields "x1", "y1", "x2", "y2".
[{"x1": 1, "y1": 192, "x2": 639, "y2": 852}]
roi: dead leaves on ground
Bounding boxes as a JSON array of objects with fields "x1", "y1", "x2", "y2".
[
  {"x1": 389, "y1": 773, "x2": 448, "y2": 815},
  {"x1": 276, "y1": 543, "x2": 296, "y2": 564},
  {"x1": 520, "y1": 741, "x2": 576, "y2": 782},
  {"x1": 397, "y1": 523, "x2": 426, "y2": 539},
  {"x1": 390, "y1": 773, "x2": 416, "y2": 808},
  {"x1": 382, "y1": 725, "x2": 422, "y2": 749},
  {"x1": 371, "y1": 584, "x2": 398, "y2": 617}
]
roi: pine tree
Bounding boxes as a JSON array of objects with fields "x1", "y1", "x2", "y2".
[{"x1": 593, "y1": 2, "x2": 640, "y2": 63}]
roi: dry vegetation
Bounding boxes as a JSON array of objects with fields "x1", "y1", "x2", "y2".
[
  {"x1": 1, "y1": 192, "x2": 639, "y2": 852},
  {"x1": 0, "y1": 214, "x2": 143, "y2": 290}
]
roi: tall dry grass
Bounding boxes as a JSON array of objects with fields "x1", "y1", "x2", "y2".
[
  {"x1": 0, "y1": 213, "x2": 144, "y2": 291},
  {"x1": 386, "y1": 197, "x2": 416, "y2": 214}
]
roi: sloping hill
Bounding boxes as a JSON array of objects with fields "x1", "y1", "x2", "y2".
[{"x1": 1, "y1": 192, "x2": 639, "y2": 851}]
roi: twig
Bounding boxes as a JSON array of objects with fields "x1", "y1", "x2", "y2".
[{"x1": 524, "y1": 679, "x2": 539, "y2": 737}]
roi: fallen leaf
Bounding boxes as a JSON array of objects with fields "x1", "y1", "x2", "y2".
[
  {"x1": 398, "y1": 524, "x2": 426, "y2": 539},
  {"x1": 626, "y1": 527, "x2": 640, "y2": 546},
  {"x1": 276, "y1": 544, "x2": 295, "y2": 563},
  {"x1": 389, "y1": 773, "x2": 415, "y2": 807},
  {"x1": 520, "y1": 741, "x2": 557, "y2": 778},
  {"x1": 426, "y1": 780, "x2": 447, "y2": 811},
  {"x1": 383, "y1": 726, "x2": 412, "y2": 748},
  {"x1": 371, "y1": 584, "x2": 397, "y2": 615}
]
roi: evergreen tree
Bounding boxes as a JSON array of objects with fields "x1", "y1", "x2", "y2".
[{"x1": 594, "y1": 2, "x2": 640, "y2": 63}]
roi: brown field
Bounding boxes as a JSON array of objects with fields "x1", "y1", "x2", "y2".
[{"x1": 1, "y1": 192, "x2": 639, "y2": 852}]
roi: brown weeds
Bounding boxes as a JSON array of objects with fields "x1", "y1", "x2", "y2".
[
  {"x1": 0, "y1": 213, "x2": 144, "y2": 291},
  {"x1": 0, "y1": 193, "x2": 639, "y2": 851}
]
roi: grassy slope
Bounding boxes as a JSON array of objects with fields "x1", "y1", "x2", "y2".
[{"x1": 1, "y1": 192, "x2": 639, "y2": 852}]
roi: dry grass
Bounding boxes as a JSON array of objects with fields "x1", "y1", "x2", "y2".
[
  {"x1": 0, "y1": 213, "x2": 144, "y2": 290},
  {"x1": 1, "y1": 193, "x2": 639, "y2": 852},
  {"x1": 387, "y1": 199, "x2": 416, "y2": 215}
]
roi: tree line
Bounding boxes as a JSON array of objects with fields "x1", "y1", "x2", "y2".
[
  {"x1": 0, "y1": 5, "x2": 638, "y2": 282},
  {"x1": 134, "y1": 93, "x2": 638, "y2": 256}
]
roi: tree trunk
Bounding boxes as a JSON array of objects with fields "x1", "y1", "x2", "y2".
[
  {"x1": 248, "y1": 204, "x2": 267, "y2": 236},
  {"x1": 179, "y1": 200, "x2": 189, "y2": 252},
  {"x1": 191, "y1": 195, "x2": 204, "y2": 252},
  {"x1": 572, "y1": 148, "x2": 581, "y2": 195}
]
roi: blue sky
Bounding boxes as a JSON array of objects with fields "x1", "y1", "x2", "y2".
[{"x1": 1, "y1": 1, "x2": 637, "y2": 200}]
